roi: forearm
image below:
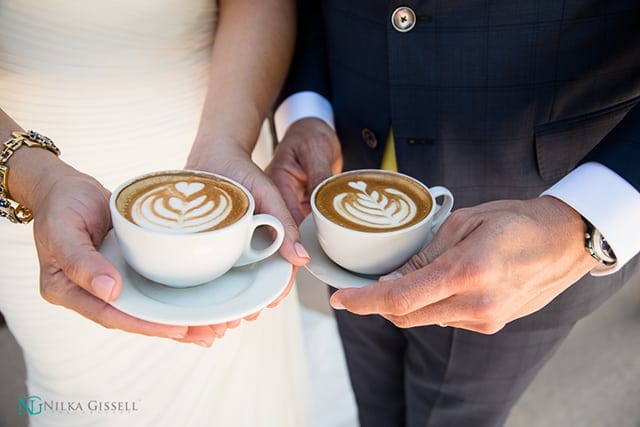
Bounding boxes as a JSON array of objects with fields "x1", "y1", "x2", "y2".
[{"x1": 188, "y1": 0, "x2": 295, "y2": 165}]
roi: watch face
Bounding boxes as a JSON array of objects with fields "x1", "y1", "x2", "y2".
[
  {"x1": 593, "y1": 228, "x2": 616, "y2": 265},
  {"x1": 600, "y1": 235, "x2": 616, "y2": 259}
]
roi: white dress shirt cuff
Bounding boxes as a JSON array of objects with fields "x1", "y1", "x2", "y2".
[
  {"x1": 274, "y1": 91, "x2": 335, "y2": 142},
  {"x1": 541, "y1": 162, "x2": 640, "y2": 276}
]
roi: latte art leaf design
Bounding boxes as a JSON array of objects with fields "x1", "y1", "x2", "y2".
[
  {"x1": 131, "y1": 181, "x2": 233, "y2": 233},
  {"x1": 332, "y1": 180, "x2": 418, "y2": 229}
]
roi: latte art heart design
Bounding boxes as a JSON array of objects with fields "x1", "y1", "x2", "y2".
[
  {"x1": 174, "y1": 181, "x2": 205, "y2": 197},
  {"x1": 131, "y1": 181, "x2": 233, "y2": 233},
  {"x1": 332, "y1": 180, "x2": 418, "y2": 229}
]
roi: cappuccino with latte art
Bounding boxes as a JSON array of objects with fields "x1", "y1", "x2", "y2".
[
  {"x1": 110, "y1": 170, "x2": 285, "y2": 287},
  {"x1": 115, "y1": 172, "x2": 249, "y2": 233},
  {"x1": 314, "y1": 171, "x2": 432, "y2": 233},
  {"x1": 311, "y1": 169, "x2": 454, "y2": 275}
]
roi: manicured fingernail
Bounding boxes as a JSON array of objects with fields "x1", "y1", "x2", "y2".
[
  {"x1": 91, "y1": 275, "x2": 115, "y2": 301},
  {"x1": 294, "y1": 242, "x2": 310, "y2": 260},
  {"x1": 196, "y1": 340, "x2": 213, "y2": 348},
  {"x1": 330, "y1": 299, "x2": 345, "y2": 310},
  {"x1": 169, "y1": 331, "x2": 187, "y2": 339},
  {"x1": 380, "y1": 271, "x2": 403, "y2": 281}
]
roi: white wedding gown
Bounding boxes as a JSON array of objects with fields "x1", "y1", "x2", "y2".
[{"x1": 0, "y1": 1, "x2": 311, "y2": 426}]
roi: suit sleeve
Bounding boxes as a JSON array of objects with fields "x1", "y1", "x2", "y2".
[
  {"x1": 280, "y1": 0, "x2": 330, "y2": 100},
  {"x1": 542, "y1": 103, "x2": 640, "y2": 275},
  {"x1": 582, "y1": 103, "x2": 640, "y2": 191},
  {"x1": 273, "y1": 0, "x2": 334, "y2": 140}
]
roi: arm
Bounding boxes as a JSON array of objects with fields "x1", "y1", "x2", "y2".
[
  {"x1": 185, "y1": 0, "x2": 305, "y2": 308},
  {"x1": 330, "y1": 107, "x2": 640, "y2": 333},
  {"x1": 267, "y1": 0, "x2": 343, "y2": 224},
  {"x1": 544, "y1": 104, "x2": 640, "y2": 274},
  {"x1": 274, "y1": 0, "x2": 334, "y2": 141},
  {"x1": 1, "y1": 0, "x2": 299, "y2": 345},
  {"x1": 0, "y1": 110, "x2": 193, "y2": 341},
  {"x1": 583, "y1": 104, "x2": 640, "y2": 190},
  {"x1": 279, "y1": 0, "x2": 331, "y2": 101},
  {"x1": 187, "y1": 0, "x2": 296, "y2": 160}
]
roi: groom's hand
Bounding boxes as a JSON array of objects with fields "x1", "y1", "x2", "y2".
[
  {"x1": 329, "y1": 197, "x2": 601, "y2": 334},
  {"x1": 266, "y1": 118, "x2": 343, "y2": 224}
]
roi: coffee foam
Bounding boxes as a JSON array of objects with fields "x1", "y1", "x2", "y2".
[
  {"x1": 117, "y1": 173, "x2": 249, "y2": 233},
  {"x1": 315, "y1": 172, "x2": 431, "y2": 232}
]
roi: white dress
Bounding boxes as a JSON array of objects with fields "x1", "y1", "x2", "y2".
[{"x1": 0, "y1": 1, "x2": 311, "y2": 426}]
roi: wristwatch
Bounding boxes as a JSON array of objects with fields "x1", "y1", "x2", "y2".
[{"x1": 583, "y1": 217, "x2": 617, "y2": 266}]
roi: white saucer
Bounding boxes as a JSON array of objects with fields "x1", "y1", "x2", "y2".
[
  {"x1": 299, "y1": 215, "x2": 378, "y2": 289},
  {"x1": 98, "y1": 229, "x2": 292, "y2": 325}
]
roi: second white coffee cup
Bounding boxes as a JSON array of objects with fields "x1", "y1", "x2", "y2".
[
  {"x1": 109, "y1": 170, "x2": 284, "y2": 287},
  {"x1": 311, "y1": 169, "x2": 454, "y2": 276}
]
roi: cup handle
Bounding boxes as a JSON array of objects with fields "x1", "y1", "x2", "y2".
[
  {"x1": 234, "y1": 214, "x2": 285, "y2": 267},
  {"x1": 428, "y1": 186, "x2": 454, "y2": 231}
]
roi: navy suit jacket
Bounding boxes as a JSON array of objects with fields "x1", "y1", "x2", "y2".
[
  {"x1": 283, "y1": 0, "x2": 640, "y2": 208},
  {"x1": 282, "y1": 0, "x2": 640, "y2": 324}
]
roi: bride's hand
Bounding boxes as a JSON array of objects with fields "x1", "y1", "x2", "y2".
[
  {"x1": 30, "y1": 162, "x2": 221, "y2": 346},
  {"x1": 186, "y1": 143, "x2": 310, "y2": 267},
  {"x1": 184, "y1": 142, "x2": 307, "y2": 326}
]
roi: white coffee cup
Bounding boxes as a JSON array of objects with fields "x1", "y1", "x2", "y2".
[
  {"x1": 310, "y1": 169, "x2": 453, "y2": 276},
  {"x1": 109, "y1": 170, "x2": 284, "y2": 287}
]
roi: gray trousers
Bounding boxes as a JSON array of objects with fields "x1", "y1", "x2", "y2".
[{"x1": 331, "y1": 261, "x2": 633, "y2": 427}]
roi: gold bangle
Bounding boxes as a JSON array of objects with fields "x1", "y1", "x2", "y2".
[{"x1": 0, "y1": 130, "x2": 61, "y2": 224}]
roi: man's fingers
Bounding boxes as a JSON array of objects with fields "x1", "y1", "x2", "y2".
[
  {"x1": 389, "y1": 243, "x2": 441, "y2": 279},
  {"x1": 330, "y1": 226, "x2": 495, "y2": 316},
  {"x1": 386, "y1": 208, "x2": 483, "y2": 278},
  {"x1": 302, "y1": 152, "x2": 334, "y2": 194},
  {"x1": 292, "y1": 118, "x2": 342, "y2": 190},
  {"x1": 268, "y1": 117, "x2": 342, "y2": 224},
  {"x1": 296, "y1": 134, "x2": 339, "y2": 194},
  {"x1": 330, "y1": 257, "x2": 456, "y2": 316},
  {"x1": 381, "y1": 293, "x2": 508, "y2": 334},
  {"x1": 268, "y1": 166, "x2": 309, "y2": 224}
]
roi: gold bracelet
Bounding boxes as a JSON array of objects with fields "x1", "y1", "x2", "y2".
[{"x1": 0, "y1": 130, "x2": 61, "y2": 224}]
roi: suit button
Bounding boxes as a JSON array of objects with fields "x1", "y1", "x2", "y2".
[
  {"x1": 362, "y1": 128, "x2": 378, "y2": 149},
  {"x1": 391, "y1": 7, "x2": 416, "y2": 33}
]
